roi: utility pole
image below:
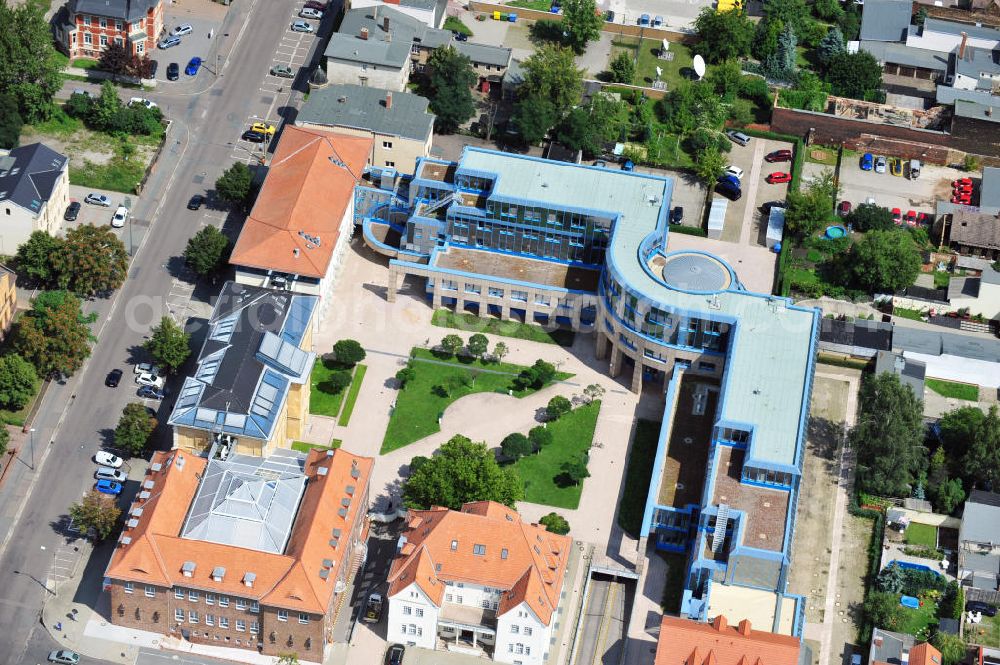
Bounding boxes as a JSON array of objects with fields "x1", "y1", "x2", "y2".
[{"x1": 29, "y1": 427, "x2": 35, "y2": 470}]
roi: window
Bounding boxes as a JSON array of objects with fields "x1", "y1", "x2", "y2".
[
  {"x1": 446, "y1": 594, "x2": 453, "y2": 602},
  {"x1": 464, "y1": 283, "x2": 481, "y2": 294},
  {"x1": 383, "y1": 141, "x2": 393, "y2": 149},
  {"x1": 189, "y1": 610, "x2": 199, "y2": 624},
  {"x1": 524, "y1": 626, "x2": 533, "y2": 636},
  {"x1": 277, "y1": 610, "x2": 288, "y2": 622},
  {"x1": 99, "y1": 34, "x2": 108, "y2": 46},
  {"x1": 206, "y1": 614, "x2": 215, "y2": 626},
  {"x1": 416, "y1": 608, "x2": 423, "y2": 617},
  {"x1": 403, "y1": 606, "x2": 412, "y2": 615},
  {"x1": 236, "y1": 620, "x2": 246, "y2": 632},
  {"x1": 511, "y1": 290, "x2": 528, "y2": 302},
  {"x1": 525, "y1": 646, "x2": 532, "y2": 655},
  {"x1": 456, "y1": 596, "x2": 463, "y2": 604},
  {"x1": 175, "y1": 589, "x2": 184, "y2": 600},
  {"x1": 205, "y1": 594, "x2": 215, "y2": 605},
  {"x1": 473, "y1": 544, "x2": 486, "y2": 557},
  {"x1": 516, "y1": 644, "x2": 524, "y2": 654},
  {"x1": 175, "y1": 609, "x2": 184, "y2": 622},
  {"x1": 115, "y1": 20, "x2": 122, "y2": 30},
  {"x1": 219, "y1": 616, "x2": 229, "y2": 629},
  {"x1": 698, "y1": 362, "x2": 716, "y2": 372},
  {"x1": 113, "y1": 36, "x2": 122, "y2": 47},
  {"x1": 488, "y1": 287, "x2": 504, "y2": 298},
  {"x1": 511, "y1": 625, "x2": 520, "y2": 634},
  {"x1": 188, "y1": 590, "x2": 199, "y2": 602},
  {"x1": 501, "y1": 548, "x2": 509, "y2": 559},
  {"x1": 145, "y1": 586, "x2": 155, "y2": 598},
  {"x1": 136, "y1": 41, "x2": 144, "y2": 53},
  {"x1": 99, "y1": 18, "x2": 107, "y2": 27},
  {"x1": 450, "y1": 540, "x2": 458, "y2": 551},
  {"x1": 250, "y1": 621, "x2": 259, "y2": 634},
  {"x1": 83, "y1": 16, "x2": 91, "y2": 25},
  {"x1": 124, "y1": 582, "x2": 134, "y2": 594},
  {"x1": 441, "y1": 279, "x2": 457, "y2": 291},
  {"x1": 219, "y1": 596, "x2": 229, "y2": 608},
  {"x1": 84, "y1": 33, "x2": 92, "y2": 45},
  {"x1": 385, "y1": 161, "x2": 395, "y2": 168},
  {"x1": 236, "y1": 599, "x2": 247, "y2": 610},
  {"x1": 251, "y1": 601, "x2": 259, "y2": 613},
  {"x1": 299, "y1": 613, "x2": 309, "y2": 624}
]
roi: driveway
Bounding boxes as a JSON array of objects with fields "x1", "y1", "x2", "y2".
[{"x1": 718, "y1": 136, "x2": 794, "y2": 245}]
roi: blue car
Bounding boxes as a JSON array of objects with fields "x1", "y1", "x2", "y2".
[
  {"x1": 96, "y1": 479, "x2": 123, "y2": 496},
  {"x1": 860, "y1": 153, "x2": 874, "y2": 171},
  {"x1": 718, "y1": 174, "x2": 741, "y2": 189},
  {"x1": 185, "y1": 57, "x2": 202, "y2": 76},
  {"x1": 638, "y1": 13, "x2": 650, "y2": 25}
]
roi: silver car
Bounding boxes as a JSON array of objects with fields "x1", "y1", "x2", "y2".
[
  {"x1": 48, "y1": 651, "x2": 80, "y2": 665},
  {"x1": 291, "y1": 20, "x2": 314, "y2": 33},
  {"x1": 85, "y1": 192, "x2": 111, "y2": 207},
  {"x1": 299, "y1": 7, "x2": 323, "y2": 18},
  {"x1": 158, "y1": 35, "x2": 181, "y2": 49},
  {"x1": 95, "y1": 466, "x2": 127, "y2": 483},
  {"x1": 874, "y1": 155, "x2": 887, "y2": 173}
]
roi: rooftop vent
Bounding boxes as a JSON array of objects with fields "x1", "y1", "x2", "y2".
[
  {"x1": 126, "y1": 518, "x2": 139, "y2": 529},
  {"x1": 351, "y1": 461, "x2": 360, "y2": 479},
  {"x1": 138, "y1": 491, "x2": 151, "y2": 500},
  {"x1": 317, "y1": 466, "x2": 328, "y2": 476},
  {"x1": 341, "y1": 497, "x2": 351, "y2": 507},
  {"x1": 150, "y1": 463, "x2": 162, "y2": 473},
  {"x1": 332, "y1": 528, "x2": 342, "y2": 538},
  {"x1": 130, "y1": 507, "x2": 143, "y2": 518},
  {"x1": 329, "y1": 539, "x2": 339, "y2": 548},
  {"x1": 143, "y1": 479, "x2": 155, "y2": 489},
  {"x1": 120, "y1": 536, "x2": 132, "y2": 546},
  {"x1": 326, "y1": 449, "x2": 335, "y2": 457},
  {"x1": 212, "y1": 566, "x2": 226, "y2": 582},
  {"x1": 243, "y1": 572, "x2": 256, "y2": 587},
  {"x1": 176, "y1": 455, "x2": 185, "y2": 470},
  {"x1": 181, "y1": 561, "x2": 197, "y2": 577}
]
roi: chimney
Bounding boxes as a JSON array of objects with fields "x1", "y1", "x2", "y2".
[
  {"x1": 712, "y1": 615, "x2": 728, "y2": 631},
  {"x1": 383, "y1": 15, "x2": 390, "y2": 32},
  {"x1": 959, "y1": 31, "x2": 968, "y2": 59},
  {"x1": 386, "y1": 92, "x2": 393, "y2": 110},
  {"x1": 737, "y1": 619, "x2": 752, "y2": 636},
  {"x1": 360, "y1": 26, "x2": 369, "y2": 40}
]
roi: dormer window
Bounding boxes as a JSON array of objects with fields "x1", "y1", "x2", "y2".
[
  {"x1": 243, "y1": 572, "x2": 256, "y2": 588},
  {"x1": 212, "y1": 567, "x2": 226, "y2": 582},
  {"x1": 181, "y1": 561, "x2": 196, "y2": 577}
]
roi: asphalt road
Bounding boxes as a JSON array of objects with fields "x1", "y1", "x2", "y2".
[
  {"x1": 574, "y1": 578, "x2": 627, "y2": 665},
  {"x1": 0, "y1": 0, "x2": 335, "y2": 662}
]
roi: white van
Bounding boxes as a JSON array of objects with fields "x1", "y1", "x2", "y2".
[{"x1": 909, "y1": 159, "x2": 921, "y2": 179}]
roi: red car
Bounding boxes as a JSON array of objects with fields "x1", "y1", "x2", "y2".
[
  {"x1": 953, "y1": 178, "x2": 972, "y2": 187},
  {"x1": 951, "y1": 195, "x2": 971, "y2": 204},
  {"x1": 765, "y1": 149, "x2": 793, "y2": 163},
  {"x1": 766, "y1": 172, "x2": 792, "y2": 184},
  {"x1": 838, "y1": 200, "x2": 852, "y2": 217},
  {"x1": 905, "y1": 210, "x2": 917, "y2": 226},
  {"x1": 892, "y1": 208, "x2": 902, "y2": 224},
  {"x1": 303, "y1": 0, "x2": 328, "y2": 8},
  {"x1": 954, "y1": 185, "x2": 973, "y2": 194},
  {"x1": 916, "y1": 212, "x2": 930, "y2": 226}
]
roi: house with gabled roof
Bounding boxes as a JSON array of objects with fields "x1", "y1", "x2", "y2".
[
  {"x1": 654, "y1": 615, "x2": 805, "y2": 665},
  {"x1": 385, "y1": 502, "x2": 571, "y2": 664},
  {"x1": 0, "y1": 142, "x2": 69, "y2": 254}
]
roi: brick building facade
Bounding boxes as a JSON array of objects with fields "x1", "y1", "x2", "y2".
[{"x1": 57, "y1": 0, "x2": 163, "y2": 61}]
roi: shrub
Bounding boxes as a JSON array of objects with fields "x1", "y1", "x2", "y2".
[
  {"x1": 529, "y1": 426, "x2": 553, "y2": 448},
  {"x1": 333, "y1": 339, "x2": 366, "y2": 367},
  {"x1": 539, "y1": 512, "x2": 570, "y2": 535},
  {"x1": 546, "y1": 395, "x2": 572, "y2": 420},
  {"x1": 320, "y1": 371, "x2": 352, "y2": 395},
  {"x1": 500, "y1": 433, "x2": 533, "y2": 460}
]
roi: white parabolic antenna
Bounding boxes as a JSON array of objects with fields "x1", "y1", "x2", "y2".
[
  {"x1": 655, "y1": 66, "x2": 663, "y2": 78},
  {"x1": 693, "y1": 54, "x2": 706, "y2": 79}
]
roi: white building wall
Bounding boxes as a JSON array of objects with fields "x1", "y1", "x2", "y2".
[
  {"x1": 440, "y1": 581, "x2": 501, "y2": 610},
  {"x1": 0, "y1": 163, "x2": 68, "y2": 255},
  {"x1": 949, "y1": 281, "x2": 1000, "y2": 320},
  {"x1": 325, "y1": 57, "x2": 408, "y2": 91},
  {"x1": 350, "y1": 0, "x2": 441, "y2": 28},
  {"x1": 494, "y1": 603, "x2": 551, "y2": 665},
  {"x1": 387, "y1": 583, "x2": 438, "y2": 649}
]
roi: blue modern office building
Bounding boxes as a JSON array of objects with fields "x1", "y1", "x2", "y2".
[{"x1": 356, "y1": 148, "x2": 820, "y2": 636}]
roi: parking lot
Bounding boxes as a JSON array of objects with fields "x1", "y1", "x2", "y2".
[
  {"x1": 152, "y1": 2, "x2": 229, "y2": 88},
  {"x1": 716, "y1": 136, "x2": 795, "y2": 245}
]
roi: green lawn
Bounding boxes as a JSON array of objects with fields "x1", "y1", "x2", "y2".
[
  {"x1": 933, "y1": 271, "x2": 951, "y2": 289},
  {"x1": 899, "y1": 595, "x2": 939, "y2": 639},
  {"x1": 892, "y1": 307, "x2": 926, "y2": 321},
  {"x1": 338, "y1": 364, "x2": 367, "y2": 426},
  {"x1": 309, "y1": 359, "x2": 356, "y2": 418},
  {"x1": 381, "y1": 348, "x2": 572, "y2": 453},
  {"x1": 71, "y1": 58, "x2": 102, "y2": 70},
  {"x1": 968, "y1": 611, "x2": 1000, "y2": 648},
  {"x1": 0, "y1": 378, "x2": 42, "y2": 426},
  {"x1": 27, "y1": 107, "x2": 84, "y2": 139},
  {"x1": 431, "y1": 309, "x2": 575, "y2": 346},
  {"x1": 291, "y1": 439, "x2": 342, "y2": 453},
  {"x1": 70, "y1": 157, "x2": 147, "y2": 194},
  {"x1": 905, "y1": 522, "x2": 938, "y2": 548},
  {"x1": 926, "y1": 378, "x2": 979, "y2": 401},
  {"x1": 617, "y1": 419, "x2": 660, "y2": 537},
  {"x1": 507, "y1": 0, "x2": 551, "y2": 9},
  {"x1": 443, "y1": 16, "x2": 473, "y2": 36},
  {"x1": 615, "y1": 38, "x2": 695, "y2": 89},
  {"x1": 510, "y1": 401, "x2": 600, "y2": 509}
]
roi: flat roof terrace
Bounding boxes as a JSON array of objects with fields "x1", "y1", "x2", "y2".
[
  {"x1": 658, "y1": 376, "x2": 718, "y2": 508},
  {"x1": 712, "y1": 447, "x2": 789, "y2": 553},
  {"x1": 707, "y1": 586, "x2": 798, "y2": 636},
  {"x1": 433, "y1": 246, "x2": 601, "y2": 292},
  {"x1": 418, "y1": 161, "x2": 456, "y2": 183}
]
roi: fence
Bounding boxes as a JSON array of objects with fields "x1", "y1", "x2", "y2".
[{"x1": 136, "y1": 119, "x2": 172, "y2": 196}]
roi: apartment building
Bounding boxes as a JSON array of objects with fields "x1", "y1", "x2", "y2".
[
  {"x1": 57, "y1": 0, "x2": 163, "y2": 60},
  {"x1": 654, "y1": 615, "x2": 804, "y2": 665},
  {"x1": 0, "y1": 142, "x2": 70, "y2": 255}
]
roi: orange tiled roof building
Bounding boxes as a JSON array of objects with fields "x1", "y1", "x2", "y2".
[{"x1": 654, "y1": 615, "x2": 804, "y2": 665}]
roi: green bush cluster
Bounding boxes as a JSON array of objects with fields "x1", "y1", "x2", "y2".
[{"x1": 65, "y1": 82, "x2": 162, "y2": 136}]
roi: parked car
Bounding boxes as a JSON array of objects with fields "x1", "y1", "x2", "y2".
[
  {"x1": 149, "y1": 60, "x2": 158, "y2": 77},
  {"x1": 158, "y1": 35, "x2": 181, "y2": 49},
  {"x1": 860, "y1": 153, "x2": 873, "y2": 171},
  {"x1": 385, "y1": 645, "x2": 405, "y2": 665},
  {"x1": 64, "y1": 201, "x2": 81, "y2": 221},
  {"x1": 95, "y1": 479, "x2": 124, "y2": 496},
  {"x1": 251, "y1": 121, "x2": 276, "y2": 136},
  {"x1": 299, "y1": 7, "x2": 323, "y2": 19},
  {"x1": 605, "y1": 9, "x2": 615, "y2": 21},
  {"x1": 726, "y1": 130, "x2": 750, "y2": 146},
  {"x1": 889, "y1": 157, "x2": 903, "y2": 176},
  {"x1": 129, "y1": 97, "x2": 157, "y2": 110},
  {"x1": 967, "y1": 601, "x2": 998, "y2": 617},
  {"x1": 95, "y1": 467, "x2": 127, "y2": 482},
  {"x1": 725, "y1": 165, "x2": 744, "y2": 180},
  {"x1": 85, "y1": 192, "x2": 111, "y2": 207},
  {"x1": 133, "y1": 362, "x2": 160, "y2": 376},
  {"x1": 138, "y1": 385, "x2": 166, "y2": 400},
  {"x1": 874, "y1": 155, "x2": 887, "y2": 173},
  {"x1": 167, "y1": 62, "x2": 179, "y2": 80},
  {"x1": 304, "y1": 0, "x2": 328, "y2": 8},
  {"x1": 185, "y1": 57, "x2": 203, "y2": 76},
  {"x1": 171, "y1": 23, "x2": 193, "y2": 36},
  {"x1": 716, "y1": 180, "x2": 741, "y2": 201},
  {"x1": 891, "y1": 207, "x2": 902, "y2": 224},
  {"x1": 765, "y1": 172, "x2": 791, "y2": 184},
  {"x1": 135, "y1": 372, "x2": 165, "y2": 389},
  {"x1": 111, "y1": 205, "x2": 129, "y2": 228},
  {"x1": 105, "y1": 369, "x2": 123, "y2": 387},
  {"x1": 718, "y1": 174, "x2": 740, "y2": 189},
  {"x1": 917, "y1": 212, "x2": 930, "y2": 226},
  {"x1": 838, "y1": 200, "x2": 852, "y2": 217},
  {"x1": 94, "y1": 451, "x2": 124, "y2": 468},
  {"x1": 453, "y1": 30, "x2": 469, "y2": 41},
  {"x1": 270, "y1": 64, "x2": 294, "y2": 78},
  {"x1": 187, "y1": 194, "x2": 205, "y2": 210},
  {"x1": 364, "y1": 593, "x2": 384, "y2": 623},
  {"x1": 905, "y1": 210, "x2": 917, "y2": 226},
  {"x1": 652, "y1": 14, "x2": 663, "y2": 26},
  {"x1": 670, "y1": 206, "x2": 683, "y2": 224},
  {"x1": 620, "y1": 159, "x2": 634, "y2": 171},
  {"x1": 48, "y1": 651, "x2": 80, "y2": 665},
  {"x1": 242, "y1": 130, "x2": 266, "y2": 143},
  {"x1": 765, "y1": 149, "x2": 792, "y2": 163},
  {"x1": 638, "y1": 13, "x2": 650, "y2": 25},
  {"x1": 291, "y1": 20, "x2": 315, "y2": 32}
]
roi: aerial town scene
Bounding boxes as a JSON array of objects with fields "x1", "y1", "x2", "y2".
[{"x1": 0, "y1": 0, "x2": 999, "y2": 663}]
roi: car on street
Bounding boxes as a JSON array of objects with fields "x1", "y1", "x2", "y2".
[
  {"x1": 48, "y1": 651, "x2": 80, "y2": 665},
  {"x1": 85, "y1": 192, "x2": 111, "y2": 207},
  {"x1": 95, "y1": 466, "x2": 127, "y2": 482},
  {"x1": 364, "y1": 593, "x2": 384, "y2": 623},
  {"x1": 95, "y1": 479, "x2": 123, "y2": 496},
  {"x1": 765, "y1": 149, "x2": 792, "y2": 163},
  {"x1": 304, "y1": 0, "x2": 328, "y2": 8},
  {"x1": 135, "y1": 372, "x2": 165, "y2": 389},
  {"x1": 129, "y1": 97, "x2": 157, "y2": 110},
  {"x1": 94, "y1": 451, "x2": 124, "y2": 468},
  {"x1": 64, "y1": 201, "x2": 81, "y2": 221},
  {"x1": 765, "y1": 172, "x2": 791, "y2": 184},
  {"x1": 185, "y1": 57, "x2": 203, "y2": 76},
  {"x1": 149, "y1": 60, "x2": 158, "y2": 77},
  {"x1": 111, "y1": 205, "x2": 129, "y2": 228},
  {"x1": 670, "y1": 206, "x2": 683, "y2": 224},
  {"x1": 167, "y1": 62, "x2": 179, "y2": 80},
  {"x1": 134, "y1": 362, "x2": 161, "y2": 376},
  {"x1": 171, "y1": 24, "x2": 193, "y2": 37},
  {"x1": 860, "y1": 153, "x2": 873, "y2": 171},
  {"x1": 105, "y1": 368, "x2": 123, "y2": 387},
  {"x1": 385, "y1": 645, "x2": 405, "y2": 665},
  {"x1": 270, "y1": 64, "x2": 294, "y2": 78},
  {"x1": 71, "y1": 88, "x2": 92, "y2": 98},
  {"x1": 250, "y1": 121, "x2": 276, "y2": 136},
  {"x1": 187, "y1": 194, "x2": 205, "y2": 210},
  {"x1": 967, "y1": 601, "x2": 998, "y2": 617},
  {"x1": 905, "y1": 210, "x2": 917, "y2": 226},
  {"x1": 242, "y1": 130, "x2": 266, "y2": 143},
  {"x1": 158, "y1": 35, "x2": 181, "y2": 49},
  {"x1": 889, "y1": 157, "x2": 903, "y2": 176},
  {"x1": 291, "y1": 20, "x2": 315, "y2": 33},
  {"x1": 138, "y1": 385, "x2": 166, "y2": 400},
  {"x1": 638, "y1": 13, "x2": 650, "y2": 25},
  {"x1": 891, "y1": 207, "x2": 902, "y2": 224},
  {"x1": 299, "y1": 7, "x2": 323, "y2": 18},
  {"x1": 652, "y1": 14, "x2": 663, "y2": 26},
  {"x1": 715, "y1": 180, "x2": 741, "y2": 201},
  {"x1": 724, "y1": 165, "x2": 744, "y2": 180},
  {"x1": 838, "y1": 200, "x2": 851, "y2": 217}
]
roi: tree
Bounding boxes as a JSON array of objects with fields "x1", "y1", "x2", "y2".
[
  {"x1": 467, "y1": 333, "x2": 489, "y2": 359},
  {"x1": 215, "y1": 162, "x2": 253, "y2": 207},
  {"x1": 934, "y1": 478, "x2": 965, "y2": 515},
  {"x1": 144, "y1": 316, "x2": 191, "y2": 372},
  {"x1": 321, "y1": 370, "x2": 352, "y2": 395},
  {"x1": 838, "y1": 3, "x2": 861, "y2": 40},
  {"x1": 813, "y1": 0, "x2": 844, "y2": 21},
  {"x1": 426, "y1": 46, "x2": 476, "y2": 134},
  {"x1": 765, "y1": 24, "x2": 797, "y2": 78},
  {"x1": 763, "y1": 0, "x2": 809, "y2": 32},
  {"x1": 556, "y1": 94, "x2": 629, "y2": 156},
  {"x1": 825, "y1": 50, "x2": 883, "y2": 101},
  {"x1": 583, "y1": 384, "x2": 605, "y2": 403},
  {"x1": 69, "y1": 490, "x2": 122, "y2": 541},
  {"x1": 333, "y1": 339, "x2": 366, "y2": 367},
  {"x1": 529, "y1": 425, "x2": 553, "y2": 449},
  {"x1": 546, "y1": 395, "x2": 572, "y2": 420},
  {"x1": 539, "y1": 512, "x2": 570, "y2": 535},
  {"x1": 0, "y1": 3, "x2": 63, "y2": 122},
  {"x1": 493, "y1": 341, "x2": 509, "y2": 363},
  {"x1": 183, "y1": 226, "x2": 231, "y2": 278},
  {"x1": 851, "y1": 372, "x2": 925, "y2": 497},
  {"x1": 439, "y1": 334, "x2": 464, "y2": 357},
  {"x1": 15, "y1": 291, "x2": 94, "y2": 378},
  {"x1": 848, "y1": 229, "x2": 921, "y2": 293},
  {"x1": 88, "y1": 81, "x2": 124, "y2": 131},
  {"x1": 500, "y1": 432, "x2": 533, "y2": 460},
  {"x1": 560, "y1": 454, "x2": 590, "y2": 485},
  {"x1": 846, "y1": 203, "x2": 894, "y2": 231},
  {"x1": 864, "y1": 591, "x2": 907, "y2": 631},
  {"x1": 609, "y1": 51, "x2": 635, "y2": 84},
  {"x1": 937, "y1": 406, "x2": 982, "y2": 460},
  {"x1": 0, "y1": 93, "x2": 22, "y2": 149},
  {"x1": 752, "y1": 18, "x2": 784, "y2": 61},
  {"x1": 516, "y1": 359, "x2": 557, "y2": 390},
  {"x1": 403, "y1": 435, "x2": 524, "y2": 509},
  {"x1": 395, "y1": 366, "x2": 416, "y2": 388},
  {"x1": 930, "y1": 631, "x2": 967, "y2": 665},
  {"x1": 962, "y1": 406, "x2": 1000, "y2": 489},
  {"x1": 98, "y1": 41, "x2": 132, "y2": 80},
  {"x1": 876, "y1": 564, "x2": 905, "y2": 593},
  {"x1": 693, "y1": 8, "x2": 754, "y2": 64},
  {"x1": 50, "y1": 224, "x2": 129, "y2": 296},
  {"x1": 561, "y1": 0, "x2": 604, "y2": 54},
  {"x1": 0, "y1": 353, "x2": 37, "y2": 410},
  {"x1": 784, "y1": 169, "x2": 838, "y2": 237},
  {"x1": 0, "y1": 425, "x2": 8, "y2": 458},
  {"x1": 14, "y1": 230, "x2": 62, "y2": 284},
  {"x1": 694, "y1": 147, "x2": 727, "y2": 186},
  {"x1": 511, "y1": 45, "x2": 584, "y2": 143},
  {"x1": 816, "y1": 27, "x2": 846, "y2": 68},
  {"x1": 941, "y1": 582, "x2": 965, "y2": 621},
  {"x1": 511, "y1": 95, "x2": 558, "y2": 146},
  {"x1": 276, "y1": 655, "x2": 300, "y2": 665},
  {"x1": 115, "y1": 402, "x2": 157, "y2": 455}
]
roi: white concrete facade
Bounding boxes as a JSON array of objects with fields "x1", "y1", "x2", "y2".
[
  {"x1": 325, "y1": 57, "x2": 408, "y2": 92},
  {"x1": 494, "y1": 604, "x2": 550, "y2": 665},
  {"x1": 387, "y1": 583, "x2": 437, "y2": 649},
  {"x1": 0, "y1": 159, "x2": 69, "y2": 255}
]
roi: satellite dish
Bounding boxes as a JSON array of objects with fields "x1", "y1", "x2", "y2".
[
  {"x1": 655, "y1": 66, "x2": 663, "y2": 79},
  {"x1": 693, "y1": 54, "x2": 706, "y2": 79}
]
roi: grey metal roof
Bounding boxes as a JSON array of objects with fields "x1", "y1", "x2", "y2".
[
  {"x1": 962, "y1": 490, "x2": 1000, "y2": 543},
  {"x1": 860, "y1": 41, "x2": 949, "y2": 71},
  {"x1": 892, "y1": 325, "x2": 1000, "y2": 361},
  {"x1": 954, "y1": 99, "x2": 1000, "y2": 124},
  {"x1": 971, "y1": 571, "x2": 998, "y2": 590},
  {"x1": 860, "y1": 0, "x2": 913, "y2": 42},
  {"x1": 964, "y1": 552, "x2": 1000, "y2": 573},
  {"x1": 181, "y1": 449, "x2": 308, "y2": 554},
  {"x1": 70, "y1": 0, "x2": 158, "y2": 21},
  {"x1": 0, "y1": 143, "x2": 67, "y2": 216},
  {"x1": 983, "y1": 167, "x2": 1000, "y2": 210},
  {"x1": 954, "y1": 45, "x2": 1000, "y2": 78},
  {"x1": 869, "y1": 628, "x2": 914, "y2": 665},
  {"x1": 924, "y1": 17, "x2": 1000, "y2": 42},
  {"x1": 297, "y1": 84, "x2": 433, "y2": 141},
  {"x1": 455, "y1": 41, "x2": 512, "y2": 67},
  {"x1": 874, "y1": 350, "x2": 925, "y2": 396}
]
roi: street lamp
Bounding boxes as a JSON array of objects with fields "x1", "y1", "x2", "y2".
[{"x1": 29, "y1": 427, "x2": 36, "y2": 470}]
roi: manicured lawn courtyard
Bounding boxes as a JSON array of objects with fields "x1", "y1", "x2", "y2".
[
  {"x1": 926, "y1": 378, "x2": 979, "y2": 402},
  {"x1": 291, "y1": 439, "x2": 342, "y2": 453},
  {"x1": 617, "y1": 419, "x2": 660, "y2": 537},
  {"x1": 310, "y1": 360, "x2": 367, "y2": 420},
  {"x1": 611, "y1": 37, "x2": 695, "y2": 89},
  {"x1": 905, "y1": 523, "x2": 938, "y2": 548},
  {"x1": 338, "y1": 364, "x2": 367, "y2": 426},
  {"x1": 431, "y1": 309, "x2": 575, "y2": 346},
  {"x1": 898, "y1": 594, "x2": 939, "y2": 639},
  {"x1": 382, "y1": 348, "x2": 572, "y2": 453},
  {"x1": 510, "y1": 401, "x2": 600, "y2": 509}
]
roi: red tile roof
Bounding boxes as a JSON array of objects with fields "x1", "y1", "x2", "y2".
[
  {"x1": 386, "y1": 502, "x2": 570, "y2": 625},
  {"x1": 105, "y1": 448, "x2": 373, "y2": 614},
  {"x1": 908, "y1": 642, "x2": 943, "y2": 665},
  {"x1": 655, "y1": 616, "x2": 802, "y2": 665},
  {"x1": 229, "y1": 126, "x2": 372, "y2": 279}
]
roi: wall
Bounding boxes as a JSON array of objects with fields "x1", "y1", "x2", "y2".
[
  {"x1": 325, "y1": 56, "x2": 409, "y2": 92},
  {"x1": 259, "y1": 606, "x2": 326, "y2": 658},
  {"x1": 172, "y1": 426, "x2": 212, "y2": 454},
  {"x1": 0, "y1": 271, "x2": 16, "y2": 340},
  {"x1": 0, "y1": 204, "x2": 37, "y2": 256},
  {"x1": 295, "y1": 122, "x2": 430, "y2": 175},
  {"x1": 494, "y1": 604, "x2": 551, "y2": 665},
  {"x1": 286, "y1": 381, "x2": 308, "y2": 440},
  {"x1": 387, "y1": 584, "x2": 438, "y2": 648}
]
